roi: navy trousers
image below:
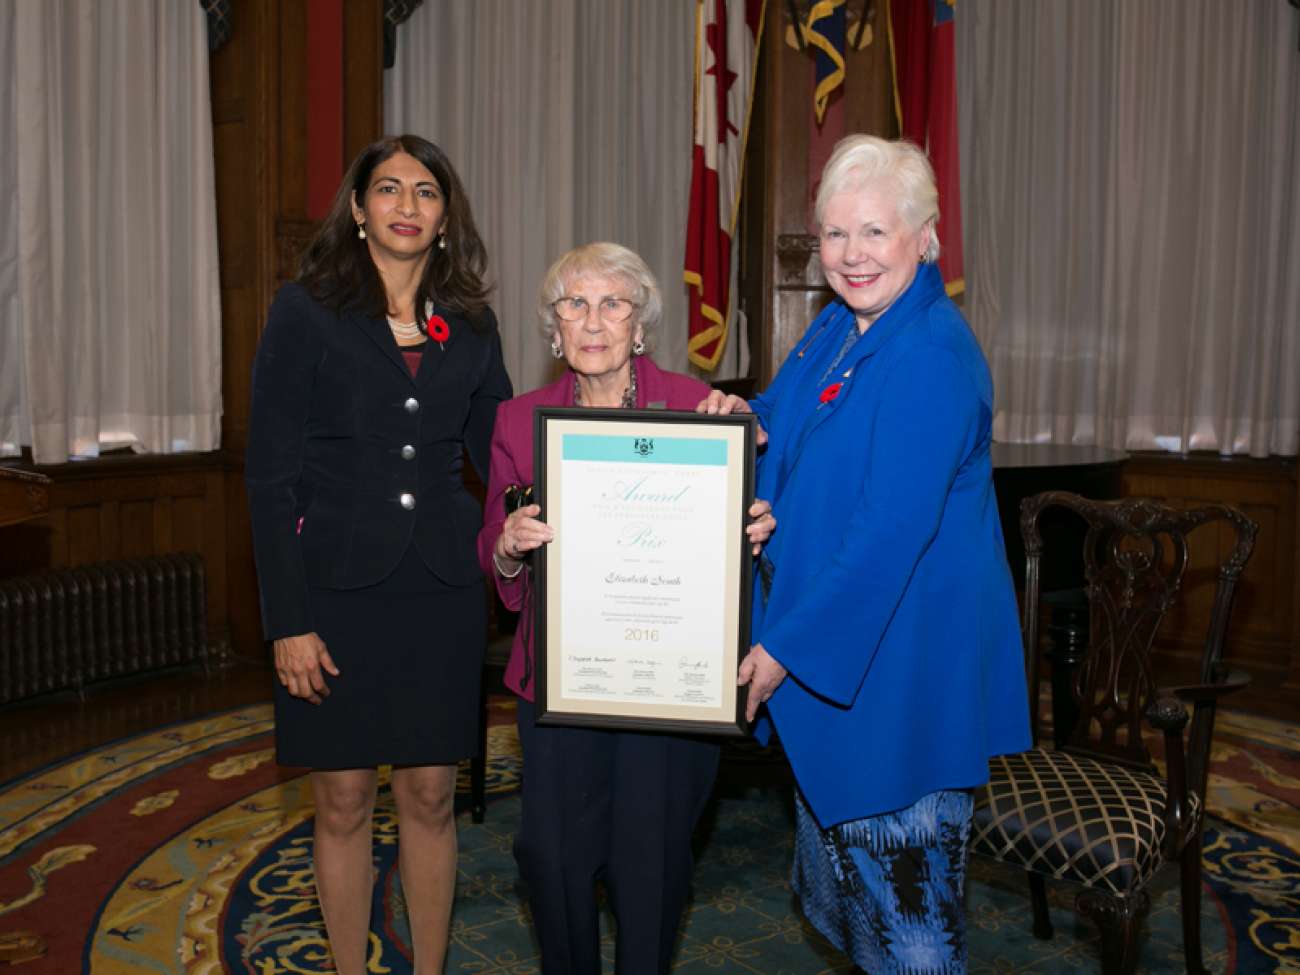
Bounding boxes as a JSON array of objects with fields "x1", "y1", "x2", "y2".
[{"x1": 514, "y1": 699, "x2": 720, "y2": 974}]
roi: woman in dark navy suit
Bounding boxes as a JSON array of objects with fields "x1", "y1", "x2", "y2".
[{"x1": 246, "y1": 134, "x2": 511, "y2": 975}]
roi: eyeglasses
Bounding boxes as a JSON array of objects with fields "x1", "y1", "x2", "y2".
[{"x1": 551, "y1": 296, "x2": 639, "y2": 323}]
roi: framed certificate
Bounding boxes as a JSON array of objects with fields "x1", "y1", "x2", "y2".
[{"x1": 533, "y1": 408, "x2": 757, "y2": 736}]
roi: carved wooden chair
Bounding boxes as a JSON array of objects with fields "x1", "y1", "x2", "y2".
[{"x1": 972, "y1": 491, "x2": 1257, "y2": 975}]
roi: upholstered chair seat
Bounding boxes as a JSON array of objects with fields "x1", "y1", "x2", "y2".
[{"x1": 975, "y1": 747, "x2": 1202, "y2": 895}]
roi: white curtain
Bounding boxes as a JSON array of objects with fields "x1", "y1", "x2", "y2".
[
  {"x1": 958, "y1": 0, "x2": 1300, "y2": 457},
  {"x1": 0, "y1": 2, "x2": 28, "y2": 454},
  {"x1": 0, "y1": 0, "x2": 222, "y2": 464},
  {"x1": 385, "y1": 0, "x2": 701, "y2": 395}
]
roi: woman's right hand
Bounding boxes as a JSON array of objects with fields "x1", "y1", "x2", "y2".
[
  {"x1": 695, "y1": 390, "x2": 767, "y2": 445},
  {"x1": 274, "y1": 632, "x2": 339, "y2": 705},
  {"x1": 495, "y1": 503, "x2": 555, "y2": 571}
]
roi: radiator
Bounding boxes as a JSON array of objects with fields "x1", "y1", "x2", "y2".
[{"x1": 0, "y1": 553, "x2": 209, "y2": 705}]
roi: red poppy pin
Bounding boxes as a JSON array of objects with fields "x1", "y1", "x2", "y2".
[
  {"x1": 426, "y1": 313, "x2": 451, "y2": 347},
  {"x1": 819, "y1": 382, "x2": 843, "y2": 404}
]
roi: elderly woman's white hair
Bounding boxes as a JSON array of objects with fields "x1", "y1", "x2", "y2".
[
  {"x1": 537, "y1": 242, "x2": 664, "y2": 348},
  {"x1": 814, "y1": 135, "x2": 942, "y2": 264}
]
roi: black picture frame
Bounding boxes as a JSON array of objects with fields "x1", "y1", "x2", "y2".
[{"x1": 533, "y1": 407, "x2": 757, "y2": 736}]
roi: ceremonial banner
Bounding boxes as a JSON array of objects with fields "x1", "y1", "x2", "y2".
[
  {"x1": 534, "y1": 409, "x2": 756, "y2": 735},
  {"x1": 807, "y1": 0, "x2": 847, "y2": 124},
  {"x1": 805, "y1": 0, "x2": 849, "y2": 224},
  {"x1": 890, "y1": 0, "x2": 964, "y2": 296},
  {"x1": 684, "y1": 0, "x2": 765, "y2": 372}
]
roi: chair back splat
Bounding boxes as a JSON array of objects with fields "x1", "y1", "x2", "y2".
[{"x1": 1022, "y1": 493, "x2": 1255, "y2": 775}]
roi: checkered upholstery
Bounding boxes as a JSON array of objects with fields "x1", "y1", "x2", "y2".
[{"x1": 972, "y1": 747, "x2": 1202, "y2": 896}]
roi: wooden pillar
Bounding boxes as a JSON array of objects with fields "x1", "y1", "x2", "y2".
[{"x1": 211, "y1": 0, "x2": 384, "y2": 656}]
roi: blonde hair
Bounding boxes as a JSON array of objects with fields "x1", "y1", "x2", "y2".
[{"x1": 815, "y1": 135, "x2": 942, "y2": 264}]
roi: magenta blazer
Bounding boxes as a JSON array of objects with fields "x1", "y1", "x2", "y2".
[{"x1": 477, "y1": 356, "x2": 712, "y2": 701}]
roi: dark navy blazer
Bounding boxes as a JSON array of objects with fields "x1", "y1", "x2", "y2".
[
  {"x1": 245, "y1": 282, "x2": 512, "y2": 641},
  {"x1": 750, "y1": 263, "x2": 1031, "y2": 827}
]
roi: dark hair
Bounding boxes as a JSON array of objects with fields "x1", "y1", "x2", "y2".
[{"x1": 296, "y1": 134, "x2": 491, "y2": 322}]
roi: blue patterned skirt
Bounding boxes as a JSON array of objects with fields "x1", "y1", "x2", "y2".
[{"x1": 793, "y1": 788, "x2": 974, "y2": 974}]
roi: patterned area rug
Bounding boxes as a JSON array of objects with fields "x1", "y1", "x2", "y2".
[{"x1": 0, "y1": 700, "x2": 1295, "y2": 974}]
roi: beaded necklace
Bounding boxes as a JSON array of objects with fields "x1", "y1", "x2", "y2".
[{"x1": 573, "y1": 363, "x2": 638, "y2": 409}]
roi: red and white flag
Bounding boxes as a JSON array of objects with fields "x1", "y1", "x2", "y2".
[{"x1": 684, "y1": 0, "x2": 765, "y2": 372}]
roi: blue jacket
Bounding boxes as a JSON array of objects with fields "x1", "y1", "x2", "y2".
[{"x1": 751, "y1": 263, "x2": 1031, "y2": 827}]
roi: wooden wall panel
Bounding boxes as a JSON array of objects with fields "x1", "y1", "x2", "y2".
[
  {"x1": 1123, "y1": 453, "x2": 1299, "y2": 717},
  {"x1": 121, "y1": 501, "x2": 154, "y2": 558},
  {"x1": 343, "y1": 0, "x2": 384, "y2": 158},
  {"x1": 173, "y1": 496, "x2": 205, "y2": 556},
  {"x1": 221, "y1": 289, "x2": 258, "y2": 450},
  {"x1": 277, "y1": 1, "x2": 310, "y2": 223},
  {"x1": 66, "y1": 506, "x2": 101, "y2": 566},
  {"x1": 210, "y1": 0, "x2": 269, "y2": 659},
  {"x1": 151, "y1": 496, "x2": 175, "y2": 553},
  {"x1": 211, "y1": 4, "x2": 272, "y2": 459},
  {"x1": 0, "y1": 456, "x2": 232, "y2": 657},
  {"x1": 223, "y1": 474, "x2": 259, "y2": 654}
]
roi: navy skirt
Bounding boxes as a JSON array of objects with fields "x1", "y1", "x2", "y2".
[{"x1": 273, "y1": 546, "x2": 486, "y2": 769}]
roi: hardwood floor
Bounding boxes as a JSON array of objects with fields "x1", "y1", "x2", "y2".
[{"x1": 0, "y1": 656, "x2": 274, "y2": 784}]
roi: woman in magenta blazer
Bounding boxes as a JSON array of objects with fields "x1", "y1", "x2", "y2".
[{"x1": 478, "y1": 242, "x2": 772, "y2": 975}]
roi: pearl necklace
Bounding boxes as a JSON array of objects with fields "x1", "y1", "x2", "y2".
[{"x1": 386, "y1": 316, "x2": 423, "y2": 341}]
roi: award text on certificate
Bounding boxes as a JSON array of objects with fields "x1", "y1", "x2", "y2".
[{"x1": 558, "y1": 433, "x2": 728, "y2": 707}]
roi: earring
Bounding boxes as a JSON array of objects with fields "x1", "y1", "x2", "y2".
[
  {"x1": 551, "y1": 341, "x2": 564, "y2": 360},
  {"x1": 357, "y1": 223, "x2": 367, "y2": 240},
  {"x1": 438, "y1": 233, "x2": 447, "y2": 251},
  {"x1": 631, "y1": 339, "x2": 646, "y2": 356}
]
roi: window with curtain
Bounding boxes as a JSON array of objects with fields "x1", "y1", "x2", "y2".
[
  {"x1": 0, "y1": 0, "x2": 222, "y2": 465},
  {"x1": 957, "y1": 0, "x2": 1299, "y2": 457},
  {"x1": 384, "y1": 0, "x2": 700, "y2": 395}
]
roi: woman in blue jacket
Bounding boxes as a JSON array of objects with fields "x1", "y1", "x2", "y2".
[{"x1": 701, "y1": 135, "x2": 1030, "y2": 973}]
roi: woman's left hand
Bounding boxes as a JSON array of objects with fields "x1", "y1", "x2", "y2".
[
  {"x1": 745, "y1": 499, "x2": 776, "y2": 556},
  {"x1": 737, "y1": 642, "x2": 788, "y2": 722}
]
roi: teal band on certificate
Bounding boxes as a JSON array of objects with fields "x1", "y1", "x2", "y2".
[{"x1": 562, "y1": 434, "x2": 728, "y2": 466}]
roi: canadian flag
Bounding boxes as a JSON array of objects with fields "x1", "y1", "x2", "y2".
[{"x1": 684, "y1": 0, "x2": 765, "y2": 372}]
